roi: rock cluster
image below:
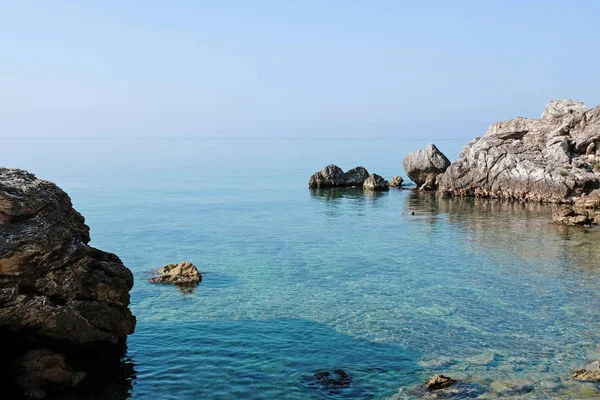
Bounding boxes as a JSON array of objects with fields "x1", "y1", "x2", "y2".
[
  {"x1": 435, "y1": 99, "x2": 600, "y2": 202},
  {"x1": 552, "y1": 207, "x2": 598, "y2": 226},
  {"x1": 308, "y1": 165, "x2": 388, "y2": 190},
  {"x1": 402, "y1": 144, "x2": 450, "y2": 190},
  {"x1": 149, "y1": 261, "x2": 202, "y2": 285},
  {"x1": 0, "y1": 168, "x2": 136, "y2": 398}
]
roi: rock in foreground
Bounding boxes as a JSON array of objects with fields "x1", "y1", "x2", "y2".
[
  {"x1": 149, "y1": 261, "x2": 202, "y2": 285},
  {"x1": 424, "y1": 374, "x2": 458, "y2": 390},
  {"x1": 363, "y1": 174, "x2": 389, "y2": 191},
  {"x1": 438, "y1": 99, "x2": 600, "y2": 202},
  {"x1": 0, "y1": 167, "x2": 136, "y2": 397},
  {"x1": 402, "y1": 144, "x2": 450, "y2": 190}
]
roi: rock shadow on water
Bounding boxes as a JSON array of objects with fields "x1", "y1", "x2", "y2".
[{"x1": 127, "y1": 318, "x2": 423, "y2": 399}]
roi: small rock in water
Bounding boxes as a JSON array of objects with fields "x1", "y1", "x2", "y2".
[
  {"x1": 424, "y1": 374, "x2": 458, "y2": 390},
  {"x1": 389, "y1": 176, "x2": 404, "y2": 187},
  {"x1": 552, "y1": 207, "x2": 593, "y2": 226},
  {"x1": 410, "y1": 211, "x2": 415, "y2": 216},
  {"x1": 573, "y1": 361, "x2": 600, "y2": 382},
  {"x1": 363, "y1": 173, "x2": 389, "y2": 191},
  {"x1": 313, "y1": 369, "x2": 352, "y2": 388},
  {"x1": 149, "y1": 261, "x2": 202, "y2": 285}
]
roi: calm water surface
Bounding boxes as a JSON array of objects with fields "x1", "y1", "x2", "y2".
[{"x1": 2, "y1": 138, "x2": 600, "y2": 399}]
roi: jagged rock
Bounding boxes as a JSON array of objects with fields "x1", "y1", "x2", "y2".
[
  {"x1": 402, "y1": 144, "x2": 451, "y2": 190},
  {"x1": 0, "y1": 168, "x2": 136, "y2": 345},
  {"x1": 424, "y1": 374, "x2": 458, "y2": 390},
  {"x1": 438, "y1": 100, "x2": 600, "y2": 202},
  {"x1": 573, "y1": 361, "x2": 600, "y2": 382},
  {"x1": 308, "y1": 165, "x2": 380, "y2": 188},
  {"x1": 13, "y1": 349, "x2": 86, "y2": 399},
  {"x1": 308, "y1": 165, "x2": 345, "y2": 188},
  {"x1": 552, "y1": 207, "x2": 593, "y2": 226},
  {"x1": 389, "y1": 176, "x2": 404, "y2": 187},
  {"x1": 149, "y1": 261, "x2": 202, "y2": 285},
  {"x1": 363, "y1": 174, "x2": 389, "y2": 191},
  {"x1": 343, "y1": 166, "x2": 370, "y2": 186},
  {"x1": 313, "y1": 369, "x2": 352, "y2": 388},
  {"x1": 0, "y1": 168, "x2": 135, "y2": 397}
]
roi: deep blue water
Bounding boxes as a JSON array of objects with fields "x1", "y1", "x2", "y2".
[{"x1": 2, "y1": 138, "x2": 600, "y2": 399}]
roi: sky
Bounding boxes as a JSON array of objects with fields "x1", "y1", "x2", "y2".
[{"x1": 1, "y1": 0, "x2": 599, "y2": 139}]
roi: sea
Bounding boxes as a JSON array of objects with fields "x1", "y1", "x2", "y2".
[{"x1": 2, "y1": 138, "x2": 600, "y2": 399}]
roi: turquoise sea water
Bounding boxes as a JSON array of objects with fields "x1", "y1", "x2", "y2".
[{"x1": 3, "y1": 138, "x2": 600, "y2": 399}]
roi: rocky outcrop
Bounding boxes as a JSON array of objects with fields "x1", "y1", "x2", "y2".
[
  {"x1": 149, "y1": 261, "x2": 202, "y2": 285},
  {"x1": 552, "y1": 207, "x2": 596, "y2": 226},
  {"x1": 424, "y1": 374, "x2": 458, "y2": 390},
  {"x1": 402, "y1": 144, "x2": 451, "y2": 190},
  {"x1": 363, "y1": 174, "x2": 389, "y2": 191},
  {"x1": 573, "y1": 361, "x2": 600, "y2": 382},
  {"x1": 389, "y1": 176, "x2": 404, "y2": 187},
  {"x1": 437, "y1": 99, "x2": 600, "y2": 203},
  {"x1": 0, "y1": 168, "x2": 136, "y2": 397},
  {"x1": 308, "y1": 165, "x2": 370, "y2": 188}
]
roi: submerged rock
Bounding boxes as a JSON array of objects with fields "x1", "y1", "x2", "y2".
[
  {"x1": 313, "y1": 369, "x2": 352, "y2": 388},
  {"x1": 13, "y1": 349, "x2": 86, "y2": 399},
  {"x1": 437, "y1": 99, "x2": 600, "y2": 203},
  {"x1": 0, "y1": 167, "x2": 136, "y2": 397},
  {"x1": 363, "y1": 174, "x2": 389, "y2": 191},
  {"x1": 424, "y1": 374, "x2": 458, "y2": 390},
  {"x1": 389, "y1": 176, "x2": 404, "y2": 188},
  {"x1": 402, "y1": 144, "x2": 450, "y2": 190},
  {"x1": 573, "y1": 361, "x2": 600, "y2": 382},
  {"x1": 149, "y1": 261, "x2": 202, "y2": 285},
  {"x1": 552, "y1": 207, "x2": 593, "y2": 226}
]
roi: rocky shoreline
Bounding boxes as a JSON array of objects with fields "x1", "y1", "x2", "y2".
[
  {"x1": 401, "y1": 99, "x2": 600, "y2": 226},
  {"x1": 0, "y1": 168, "x2": 136, "y2": 398}
]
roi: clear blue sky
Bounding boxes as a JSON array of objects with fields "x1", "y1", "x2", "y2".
[{"x1": 1, "y1": 1, "x2": 599, "y2": 138}]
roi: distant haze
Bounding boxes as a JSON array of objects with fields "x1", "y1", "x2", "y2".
[{"x1": 1, "y1": 1, "x2": 599, "y2": 139}]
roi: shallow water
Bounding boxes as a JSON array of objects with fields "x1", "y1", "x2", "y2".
[{"x1": 2, "y1": 138, "x2": 600, "y2": 399}]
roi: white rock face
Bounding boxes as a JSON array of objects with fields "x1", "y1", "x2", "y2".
[{"x1": 437, "y1": 99, "x2": 600, "y2": 203}]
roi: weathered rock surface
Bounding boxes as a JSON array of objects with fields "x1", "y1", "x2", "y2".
[
  {"x1": 0, "y1": 168, "x2": 136, "y2": 397},
  {"x1": 437, "y1": 99, "x2": 600, "y2": 203},
  {"x1": 363, "y1": 174, "x2": 389, "y2": 191},
  {"x1": 573, "y1": 361, "x2": 600, "y2": 382},
  {"x1": 402, "y1": 144, "x2": 451, "y2": 190},
  {"x1": 389, "y1": 176, "x2": 404, "y2": 187},
  {"x1": 424, "y1": 374, "x2": 458, "y2": 390},
  {"x1": 149, "y1": 261, "x2": 202, "y2": 285},
  {"x1": 308, "y1": 165, "x2": 371, "y2": 188}
]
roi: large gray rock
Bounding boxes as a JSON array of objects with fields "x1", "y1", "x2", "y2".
[
  {"x1": 402, "y1": 144, "x2": 451, "y2": 190},
  {"x1": 438, "y1": 100, "x2": 600, "y2": 203},
  {"x1": 0, "y1": 168, "x2": 136, "y2": 397},
  {"x1": 308, "y1": 165, "x2": 371, "y2": 188}
]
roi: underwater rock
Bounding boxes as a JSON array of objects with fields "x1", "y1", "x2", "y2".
[
  {"x1": 13, "y1": 349, "x2": 86, "y2": 399},
  {"x1": 314, "y1": 369, "x2": 352, "y2": 388},
  {"x1": 363, "y1": 174, "x2": 389, "y2": 191},
  {"x1": 552, "y1": 207, "x2": 593, "y2": 226},
  {"x1": 149, "y1": 261, "x2": 202, "y2": 285},
  {"x1": 424, "y1": 374, "x2": 458, "y2": 390},
  {"x1": 402, "y1": 144, "x2": 451, "y2": 190}
]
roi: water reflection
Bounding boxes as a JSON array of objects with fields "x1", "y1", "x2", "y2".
[{"x1": 309, "y1": 187, "x2": 386, "y2": 202}]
